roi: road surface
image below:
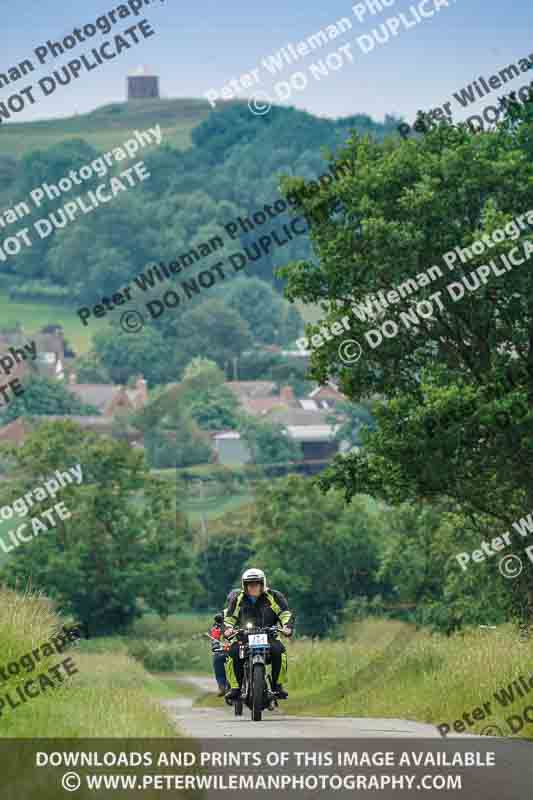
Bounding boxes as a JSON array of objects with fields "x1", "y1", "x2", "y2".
[
  {"x1": 160, "y1": 675, "x2": 533, "y2": 799},
  {"x1": 161, "y1": 674, "x2": 441, "y2": 739}
]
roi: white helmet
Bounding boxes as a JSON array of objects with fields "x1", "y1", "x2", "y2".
[{"x1": 241, "y1": 567, "x2": 267, "y2": 591}]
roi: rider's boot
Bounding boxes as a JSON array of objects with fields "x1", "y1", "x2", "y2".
[
  {"x1": 225, "y1": 687, "x2": 241, "y2": 701},
  {"x1": 273, "y1": 683, "x2": 288, "y2": 699},
  {"x1": 217, "y1": 683, "x2": 226, "y2": 697}
]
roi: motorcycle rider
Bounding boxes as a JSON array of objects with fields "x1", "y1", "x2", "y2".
[
  {"x1": 209, "y1": 612, "x2": 229, "y2": 697},
  {"x1": 224, "y1": 567, "x2": 294, "y2": 702}
]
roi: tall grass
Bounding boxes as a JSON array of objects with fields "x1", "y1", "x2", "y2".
[
  {"x1": 0, "y1": 587, "x2": 180, "y2": 737},
  {"x1": 283, "y1": 617, "x2": 533, "y2": 738}
]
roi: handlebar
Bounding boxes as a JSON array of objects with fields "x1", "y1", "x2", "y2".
[{"x1": 224, "y1": 625, "x2": 286, "y2": 641}]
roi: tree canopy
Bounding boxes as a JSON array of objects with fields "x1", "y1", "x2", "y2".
[{"x1": 280, "y1": 100, "x2": 533, "y2": 616}]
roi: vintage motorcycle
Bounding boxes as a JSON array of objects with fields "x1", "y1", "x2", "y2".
[{"x1": 227, "y1": 624, "x2": 286, "y2": 721}]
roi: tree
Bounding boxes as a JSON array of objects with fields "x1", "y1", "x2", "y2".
[
  {"x1": 188, "y1": 385, "x2": 240, "y2": 431},
  {"x1": 74, "y1": 352, "x2": 112, "y2": 384},
  {"x1": 280, "y1": 104, "x2": 533, "y2": 618},
  {"x1": 0, "y1": 421, "x2": 200, "y2": 633},
  {"x1": 251, "y1": 475, "x2": 384, "y2": 634},
  {"x1": 237, "y1": 415, "x2": 302, "y2": 466},
  {"x1": 177, "y1": 358, "x2": 240, "y2": 431},
  {"x1": 267, "y1": 359, "x2": 314, "y2": 397},
  {"x1": 92, "y1": 326, "x2": 175, "y2": 387},
  {"x1": 0, "y1": 375, "x2": 98, "y2": 423},
  {"x1": 175, "y1": 299, "x2": 253, "y2": 374},
  {"x1": 226, "y1": 277, "x2": 302, "y2": 344},
  {"x1": 182, "y1": 357, "x2": 222, "y2": 382},
  {"x1": 196, "y1": 523, "x2": 255, "y2": 610},
  {"x1": 327, "y1": 400, "x2": 377, "y2": 448},
  {"x1": 131, "y1": 385, "x2": 213, "y2": 469}
]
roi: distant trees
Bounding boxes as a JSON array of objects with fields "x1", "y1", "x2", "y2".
[{"x1": 1, "y1": 104, "x2": 397, "y2": 305}]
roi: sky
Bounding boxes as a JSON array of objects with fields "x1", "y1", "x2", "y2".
[{"x1": 1, "y1": 0, "x2": 532, "y2": 126}]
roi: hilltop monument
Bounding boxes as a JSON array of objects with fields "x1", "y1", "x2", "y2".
[{"x1": 127, "y1": 66, "x2": 159, "y2": 100}]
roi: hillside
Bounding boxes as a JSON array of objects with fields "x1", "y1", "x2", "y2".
[{"x1": 0, "y1": 97, "x2": 218, "y2": 158}]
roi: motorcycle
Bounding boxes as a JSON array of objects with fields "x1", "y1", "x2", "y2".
[{"x1": 226, "y1": 624, "x2": 286, "y2": 721}]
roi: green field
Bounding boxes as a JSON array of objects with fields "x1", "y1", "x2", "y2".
[
  {"x1": 0, "y1": 291, "x2": 109, "y2": 353},
  {"x1": 183, "y1": 491, "x2": 253, "y2": 522},
  {"x1": 0, "y1": 98, "x2": 217, "y2": 158}
]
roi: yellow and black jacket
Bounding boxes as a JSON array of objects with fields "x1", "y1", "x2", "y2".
[{"x1": 224, "y1": 588, "x2": 294, "y2": 629}]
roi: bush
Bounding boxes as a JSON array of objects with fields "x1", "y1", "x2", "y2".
[{"x1": 127, "y1": 638, "x2": 207, "y2": 672}]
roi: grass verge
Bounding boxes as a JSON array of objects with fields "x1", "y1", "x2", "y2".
[
  {"x1": 195, "y1": 616, "x2": 533, "y2": 739},
  {"x1": 0, "y1": 587, "x2": 182, "y2": 737}
]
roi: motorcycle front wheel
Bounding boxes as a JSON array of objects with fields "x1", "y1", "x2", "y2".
[{"x1": 252, "y1": 663, "x2": 265, "y2": 721}]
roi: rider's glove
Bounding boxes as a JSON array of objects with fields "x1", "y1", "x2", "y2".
[
  {"x1": 224, "y1": 627, "x2": 235, "y2": 638},
  {"x1": 282, "y1": 625, "x2": 293, "y2": 637}
]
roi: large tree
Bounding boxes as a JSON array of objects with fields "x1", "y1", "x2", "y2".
[
  {"x1": 251, "y1": 475, "x2": 384, "y2": 634},
  {"x1": 0, "y1": 421, "x2": 199, "y2": 632},
  {"x1": 280, "y1": 101, "x2": 533, "y2": 621},
  {"x1": 225, "y1": 276, "x2": 303, "y2": 345},
  {"x1": 175, "y1": 299, "x2": 253, "y2": 374}
]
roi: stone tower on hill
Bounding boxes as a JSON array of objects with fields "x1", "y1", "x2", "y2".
[{"x1": 127, "y1": 65, "x2": 159, "y2": 100}]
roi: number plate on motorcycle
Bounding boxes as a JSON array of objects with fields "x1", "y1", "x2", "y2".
[{"x1": 248, "y1": 633, "x2": 268, "y2": 645}]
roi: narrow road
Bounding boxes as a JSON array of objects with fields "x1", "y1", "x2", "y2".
[
  {"x1": 160, "y1": 675, "x2": 533, "y2": 799},
  {"x1": 161, "y1": 674, "x2": 441, "y2": 738}
]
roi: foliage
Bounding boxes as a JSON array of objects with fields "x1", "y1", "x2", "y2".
[
  {"x1": 267, "y1": 358, "x2": 314, "y2": 397},
  {"x1": 0, "y1": 421, "x2": 200, "y2": 633},
  {"x1": 237, "y1": 415, "x2": 302, "y2": 466},
  {"x1": 237, "y1": 349, "x2": 284, "y2": 380},
  {"x1": 175, "y1": 299, "x2": 253, "y2": 374},
  {"x1": 195, "y1": 525, "x2": 255, "y2": 611},
  {"x1": 132, "y1": 385, "x2": 213, "y2": 469},
  {"x1": 92, "y1": 327, "x2": 175, "y2": 387},
  {"x1": 74, "y1": 351, "x2": 113, "y2": 383},
  {"x1": 225, "y1": 277, "x2": 303, "y2": 345},
  {"x1": 182, "y1": 357, "x2": 222, "y2": 382},
  {"x1": 327, "y1": 400, "x2": 377, "y2": 447},
  {"x1": 0, "y1": 375, "x2": 99, "y2": 423},
  {"x1": 279, "y1": 102, "x2": 533, "y2": 611},
  {"x1": 188, "y1": 384, "x2": 240, "y2": 431},
  {"x1": 251, "y1": 476, "x2": 384, "y2": 634},
  {"x1": 0, "y1": 103, "x2": 397, "y2": 302}
]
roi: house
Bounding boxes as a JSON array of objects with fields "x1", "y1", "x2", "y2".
[
  {"x1": 65, "y1": 374, "x2": 148, "y2": 416},
  {"x1": 307, "y1": 382, "x2": 346, "y2": 409},
  {"x1": 212, "y1": 402, "x2": 344, "y2": 468},
  {"x1": 211, "y1": 431, "x2": 252, "y2": 466},
  {"x1": 0, "y1": 325, "x2": 66, "y2": 381},
  {"x1": 268, "y1": 407, "x2": 341, "y2": 461}
]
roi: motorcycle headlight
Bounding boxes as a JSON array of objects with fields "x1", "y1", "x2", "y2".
[{"x1": 246, "y1": 622, "x2": 253, "y2": 629}]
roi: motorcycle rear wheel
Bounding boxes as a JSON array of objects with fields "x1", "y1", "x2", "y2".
[{"x1": 252, "y1": 663, "x2": 265, "y2": 721}]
